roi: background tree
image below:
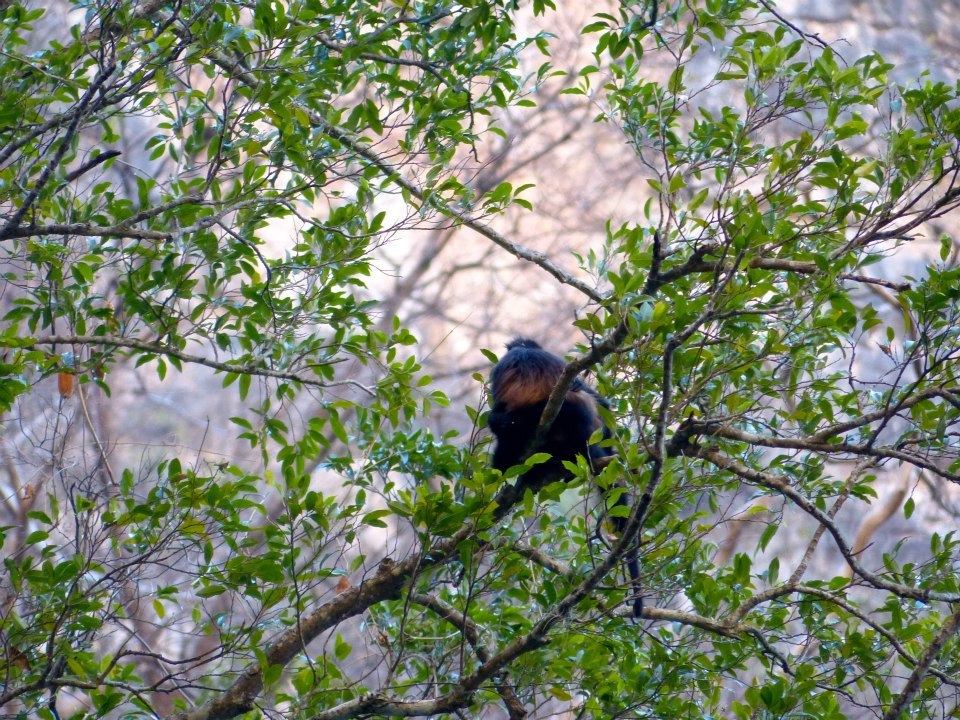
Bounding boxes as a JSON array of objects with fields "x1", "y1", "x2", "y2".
[{"x1": 2, "y1": 1, "x2": 960, "y2": 719}]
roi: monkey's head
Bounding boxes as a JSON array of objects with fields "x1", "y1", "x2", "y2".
[
  {"x1": 505, "y1": 337, "x2": 543, "y2": 351},
  {"x1": 491, "y1": 338, "x2": 566, "y2": 410}
]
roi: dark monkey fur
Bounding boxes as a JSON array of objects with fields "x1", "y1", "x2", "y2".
[{"x1": 487, "y1": 338, "x2": 643, "y2": 617}]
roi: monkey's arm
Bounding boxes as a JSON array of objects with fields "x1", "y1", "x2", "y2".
[{"x1": 489, "y1": 401, "x2": 544, "y2": 471}]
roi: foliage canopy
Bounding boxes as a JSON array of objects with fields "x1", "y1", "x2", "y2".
[{"x1": 2, "y1": 1, "x2": 960, "y2": 719}]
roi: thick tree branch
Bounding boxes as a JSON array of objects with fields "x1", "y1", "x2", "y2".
[
  {"x1": 1, "y1": 223, "x2": 170, "y2": 242},
  {"x1": 409, "y1": 593, "x2": 526, "y2": 719}
]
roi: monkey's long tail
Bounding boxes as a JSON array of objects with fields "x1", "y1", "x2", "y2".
[
  {"x1": 609, "y1": 511, "x2": 643, "y2": 619},
  {"x1": 626, "y1": 548, "x2": 643, "y2": 618}
]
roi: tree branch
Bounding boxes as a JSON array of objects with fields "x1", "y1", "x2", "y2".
[
  {"x1": 25, "y1": 335, "x2": 373, "y2": 395},
  {"x1": 693, "y1": 447, "x2": 958, "y2": 603},
  {"x1": 881, "y1": 602, "x2": 960, "y2": 720}
]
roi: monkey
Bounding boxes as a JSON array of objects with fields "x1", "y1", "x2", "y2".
[
  {"x1": 488, "y1": 338, "x2": 613, "y2": 479},
  {"x1": 487, "y1": 337, "x2": 643, "y2": 617}
]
